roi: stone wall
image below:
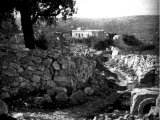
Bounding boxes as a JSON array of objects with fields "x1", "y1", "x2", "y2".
[{"x1": 0, "y1": 45, "x2": 96, "y2": 102}]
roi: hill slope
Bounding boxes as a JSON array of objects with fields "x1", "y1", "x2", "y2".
[{"x1": 56, "y1": 15, "x2": 159, "y2": 44}]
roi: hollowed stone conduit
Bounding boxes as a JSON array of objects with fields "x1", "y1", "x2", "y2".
[
  {"x1": 130, "y1": 88, "x2": 158, "y2": 115},
  {"x1": 138, "y1": 98, "x2": 156, "y2": 114}
]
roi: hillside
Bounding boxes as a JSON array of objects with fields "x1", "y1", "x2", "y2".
[{"x1": 55, "y1": 15, "x2": 159, "y2": 45}]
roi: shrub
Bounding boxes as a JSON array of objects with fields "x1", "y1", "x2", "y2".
[
  {"x1": 122, "y1": 34, "x2": 142, "y2": 46},
  {"x1": 35, "y1": 33, "x2": 48, "y2": 50},
  {"x1": 142, "y1": 44, "x2": 155, "y2": 50},
  {"x1": 93, "y1": 40, "x2": 109, "y2": 51},
  {"x1": 75, "y1": 37, "x2": 97, "y2": 48}
]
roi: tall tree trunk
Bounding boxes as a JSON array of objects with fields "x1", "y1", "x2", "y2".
[{"x1": 19, "y1": 4, "x2": 35, "y2": 49}]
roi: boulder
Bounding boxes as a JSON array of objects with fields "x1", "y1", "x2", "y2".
[
  {"x1": 46, "y1": 80, "x2": 56, "y2": 88},
  {"x1": 33, "y1": 56, "x2": 42, "y2": 64},
  {"x1": 37, "y1": 65, "x2": 45, "y2": 72},
  {"x1": 34, "y1": 97, "x2": 45, "y2": 105},
  {"x1": 42, "y1": 74, "x2": 52, "y2": 81},
  {"x1": 62, "y1": 62, "x2": 68, "y2": 69},
  {"x1": 55, "y1": 87, "x2": 67, "y2": 94},
  {"x1": 55, "y1": 92, "x2": 68, "y2": 102},
  {"x1": 47, "y1": 89, "x2": 56, "y2": 97},
  {"x1": 42, "y1": 58, "x2": 53, "y2": 67},
  {"x1": 20, "y1": 81, "x2": 29, "y2": 87},
  {"x1": 32, "y1": 75, "x2": 41, "y2": 82},
  {"x1": 84, "y1": 87, "x2": 94, "y2": 96},
  {"x1": 70, "y1": 90, "x2": 85, "y2": 105},
  {"x1": 54, "y1": 76, "x2": 69, "y2": 87},
  {"x1": 2, "y1": 67, "x2": 17, "y2": 76},
  {"x1": 11, "y1": 82, "x2": 19, "y2": 87},
  {"x1": 52, "y1": 61, "x2": 60, "y2": 70},
  {"x1": 16, "y1": 51, "x2": 28, "y2": 58},
  {"x1": 27, "y1": 66, "x2": 35, "y2": 71}
]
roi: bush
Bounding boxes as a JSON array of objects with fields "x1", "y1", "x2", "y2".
[
  {"x1": 0, "y1": 16, "x2": 19, "y2": 44},
  {"x1": 93, "y1": 40, "x2": 109, "y2": 51},
  {"x1": 35, "y1": 33, "x2": 48, "y2": 50},
  {"x1": 106, "y1": 32, "x2": 117, "y2": 46},
  {"x1": 75, "y1": 37, "x2": 97, "y2": 48},
  {"x1": 122, "y1": 34, "x2": 142, "y2": 46},
  {"x1": 142, "y1": 44, "x2": 155, "y2": 50}
]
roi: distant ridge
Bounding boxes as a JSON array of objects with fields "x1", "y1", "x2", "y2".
[{"x1": 57, "y1": 15, "x2": 159, "y2": 44}]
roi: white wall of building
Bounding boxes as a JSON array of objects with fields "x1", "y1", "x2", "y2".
[{"x1": 72, "y1": 29, "x2": 105, "y2": 39}]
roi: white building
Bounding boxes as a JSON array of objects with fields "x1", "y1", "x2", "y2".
[{"x1": 72, "y1": 28, "x2": 105, "y2": 39}]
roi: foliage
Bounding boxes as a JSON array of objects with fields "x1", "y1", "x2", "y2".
[
  {"x1": 106, "y1": 32, "x2": 117, "y2": 46},
  {"x1": 122, "y1": 34, "x2": 142, "y2": 46},
  {"x1": 35, "y1": 32, "x2": 48, "y2": 50},
  {"x1": 0, "y1": 16, "x2": 18, "y2": 44},
  {"x1": 93, "y1": 40, "x2": 109, "y2": 51},
  {"x1": 74, "y1": 37, "x2": 97, "y2": 48},
  {"x1": 141, "y1": 44, "x2": 156, "y2": 51},
  {"x1": 0, "y1": 0, "x2": 76, "y2": 49}
]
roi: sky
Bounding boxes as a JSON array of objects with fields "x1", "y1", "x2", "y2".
[{"x1": 73, "y1": 0, "x2": 159, "y2": 18}]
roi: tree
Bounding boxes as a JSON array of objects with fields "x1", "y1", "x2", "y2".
[{"x1": 0, "y1": 0, "x2": 76, "y2": 50}]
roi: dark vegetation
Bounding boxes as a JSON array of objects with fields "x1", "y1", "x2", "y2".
[
  {"x1": 122, "y1": 34, "x2": 142, "y2": 46},
  {"x1": 0, "y1": 16, "x2": 19, "y2": 44},
  {"x1": 0, "y1": 0, "x2": 76, "y2": 49},
  {"x1": 0, "y1": 114, "x2": 17, "y2": 120},
  {"x1": 73, "y1": 31, "x2": 156, "y2": 52}
]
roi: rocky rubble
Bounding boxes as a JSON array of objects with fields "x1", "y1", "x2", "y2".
[{"x1": 106, "y1": 54, "x2": 158, "y2": 85}]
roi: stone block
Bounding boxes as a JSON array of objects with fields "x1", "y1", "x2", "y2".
[
  {"x1": 27, "y1": 66, "x2": 35, "y2": 71},
  {"x1": 11, "y1": 82, "x2": 19, "y2": 87},
  {"x1": 2, "y1": 67, "x2": 17, "y2": 76},
  {"x1": 16, "y1": 51, "x2": 28, "y2": 58},
  {"x1": 70, "y1": 90, "x2": 85, "y2": 104},
  {"x1": 62, "y1": 62, "x2": 69, "y2": 69},
  {"x1": 42, "y1": 74, "x2": 52, "y2": 81},
  {"x1": 20, "y1": 82, "x2": 28, "y2": 87},
  {"x1": 44, "y1": 69, "x2": 51, "y2": 75},
  {"x1": 55, "y1": 92, "x2": 68, "y2": 102},
  {"x1": 17, "y1": 67, "x2": 24, "y2": 73},
  {"x1": 55, "y1": 87, "x2": 67, "y2": 94},
  {"x1": 47, "y1": 89, "x2": 56, "y2": 97},
  {"x1": 84, "y1": 87, "x2": 94, "y2": 96},
  {"x1": 33, "y1": 56, "x2": 42, "y2": 64},
  {"x1": 32, "y1": 82, "x2": 38, "y2": 87},
  {"x1": 34, "y1": 97, "x2": 45, "y2": 105},
  {"x1": 54, "y1": 76, "x2": 69, "y2": 87},
  {"x1": 43, "y1": 58, "x2": 53, "y2": 67},
  {"x1": 52, "y1": 61, "x2": 60, "y2": 70},
  {"x1": 32, "y1": 75, "x2": 41, "y2": 82},
  {"x1": 37, "y1": 65, "x2": 45, "y2": 71},
  {"x1": 46, "y1": 80, "x2": 56, "y2": 88}
]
